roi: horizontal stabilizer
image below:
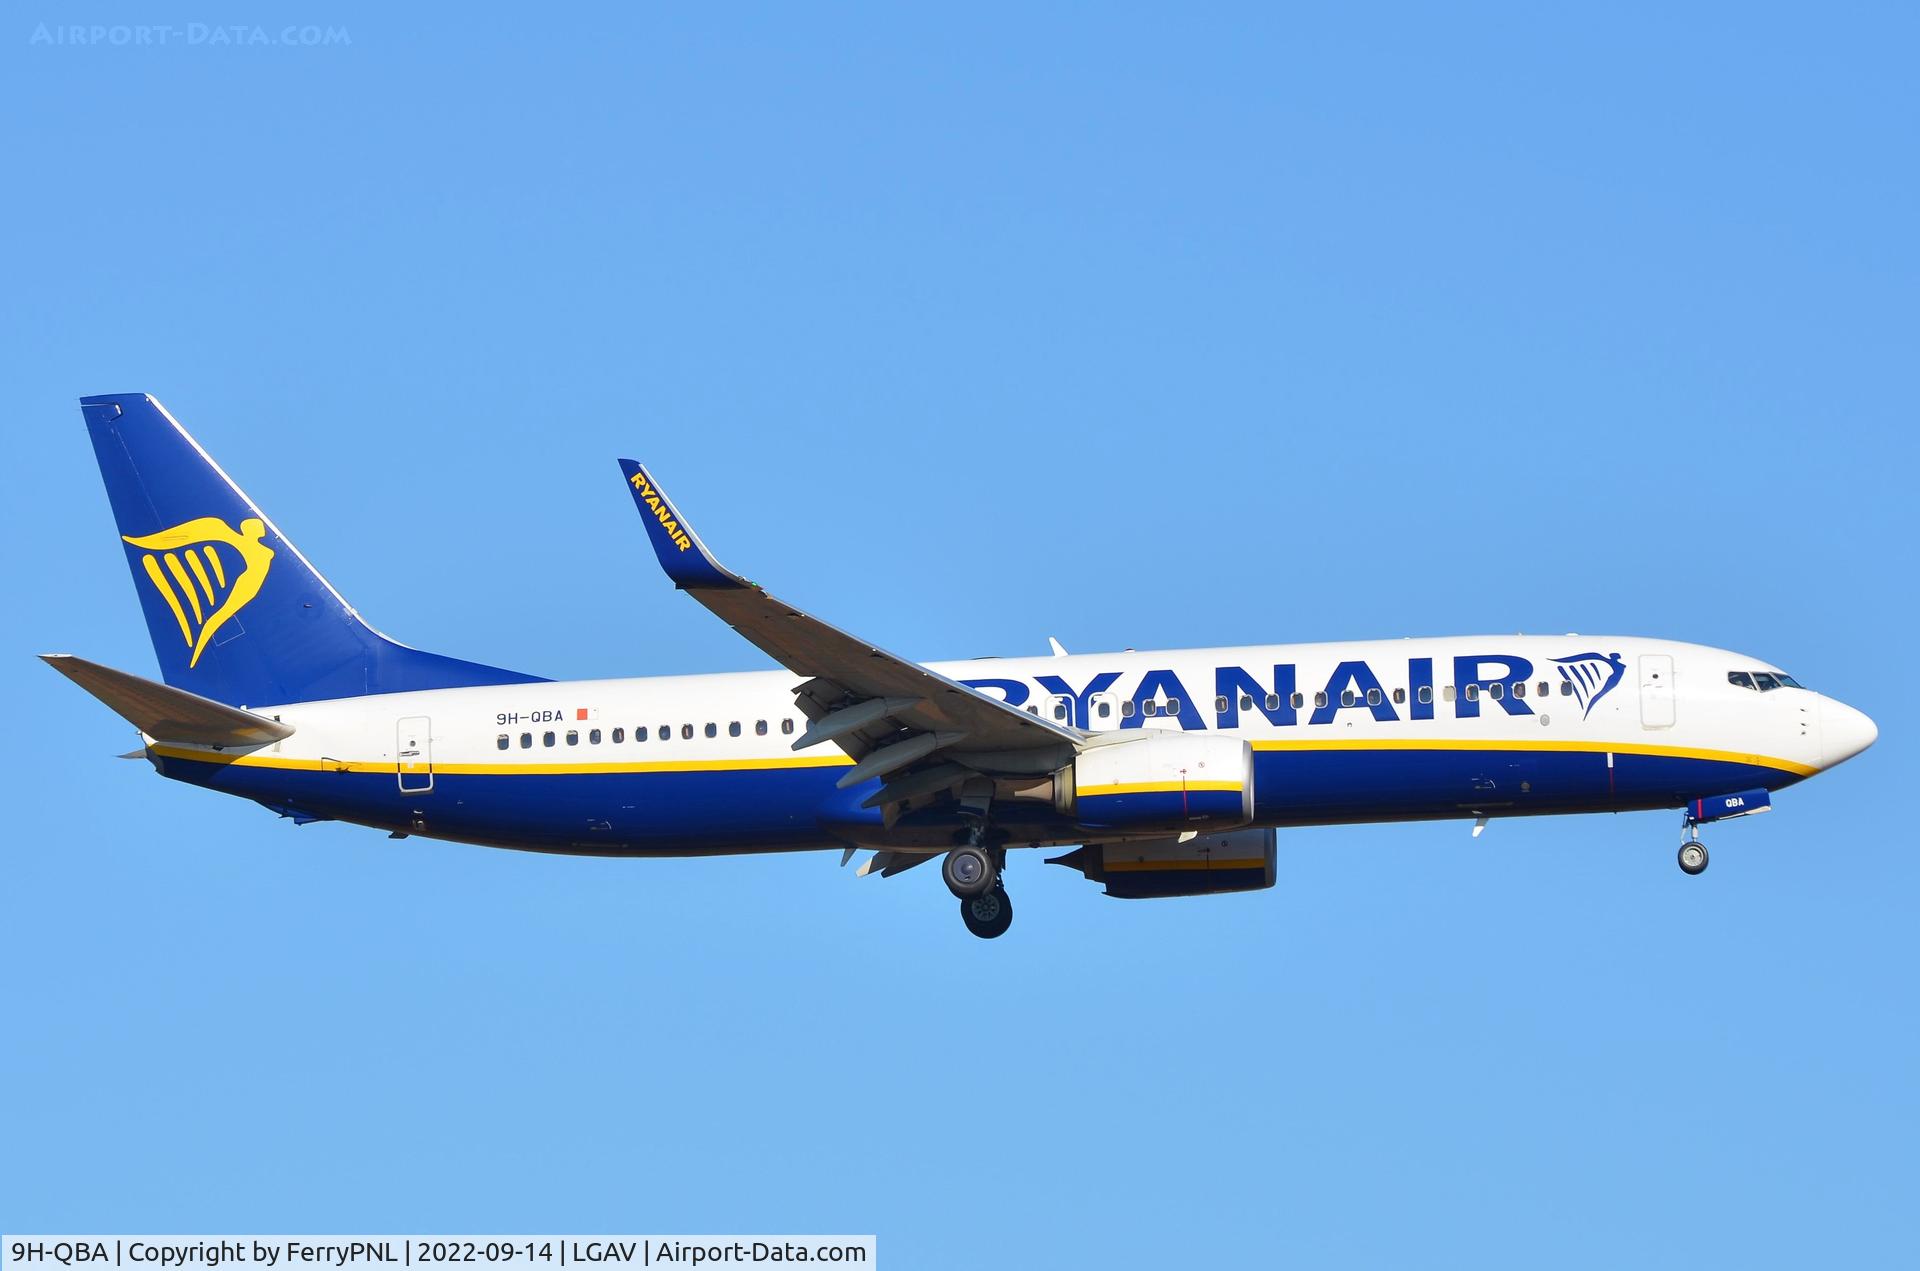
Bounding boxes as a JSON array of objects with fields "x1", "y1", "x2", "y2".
[{"x1": 41, "y1": 653, "x2": 294, "y2": 747}]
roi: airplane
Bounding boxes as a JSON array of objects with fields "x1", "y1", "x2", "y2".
[{"x1": 45, "y1": 394, "x2": 1878, "y2": 938}]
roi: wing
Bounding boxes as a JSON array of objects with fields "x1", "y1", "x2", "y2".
[{"x1": 618, "y1": 461, "x2": 1080, "y2": 806}]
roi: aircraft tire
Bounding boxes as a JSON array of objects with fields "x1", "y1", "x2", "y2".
[
  {"x1": 1678, "y1": 842, "x2": 1709, "y2": 875},
  {"x1": 960, "y1": 885, "x2": 1013, "y2": 939},
  {"x1": 943, "y1": 845, "x2": 997, "y2": 898}
]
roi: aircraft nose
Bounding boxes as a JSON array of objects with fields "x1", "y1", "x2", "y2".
[{"x1": 1819, "y1": 697, "x2": 1878, "y2": 768}]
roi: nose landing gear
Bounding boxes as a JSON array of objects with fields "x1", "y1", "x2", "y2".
[{"x1": 1678, "y1": 839, "x2": 1709, "y2": 875}]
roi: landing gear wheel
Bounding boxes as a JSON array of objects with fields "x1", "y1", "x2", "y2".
[
  {"x1": 960, "y1": 885, "x2": 1013, "y2": 939},
  {"x1": 943, "y1": 845, "x2": 997, "y2": 898},
  {"x1": 1678, "y1": 841, "x2": 1709, "y2": 875}
]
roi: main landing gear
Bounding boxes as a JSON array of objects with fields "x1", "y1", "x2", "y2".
[{"x1": 944, "y1": 821, "x2": 1012, "y2": 939}]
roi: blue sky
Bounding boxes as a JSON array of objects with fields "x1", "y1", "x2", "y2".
[{"x1": 3, "y1": 3, "x2": 1915, "y2": 1265}]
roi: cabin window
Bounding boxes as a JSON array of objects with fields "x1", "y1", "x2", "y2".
[
  {"x1": 1560, "y1": 680, "x2": 1573, "y2": 696},
  {"x1": 1216, "y1": 696, "x2": 1231, "y2": 714},
  {"x1": 657, "y1": 724, "x2": 668, "y2": 740},
  {"x1": 1367, "y1": 687, "x2": 1382, "y2": 706},
  {"x1": 543, "y1": 731, "x2": 556, "y2": 747},
  {"x1": 1026, "y1": 704, "x2": 1040, "y2": 715},
  {"x1": 1121, "y1": 700, "x2": 1136, "y2": 718},
  {"x1": 1240, "y1": 694, "x2": 1254, "y2": 711},
  {"x1": 1512, "y1": 682, "x2": 1525, "y2": 699},
  {"x1": 704, "y1": 722, "x2": 717, "y2": 738},
  {"x1": 681, "y1": 724, "x2": 693, "y2": 740},
  {"x1": 1417, "y1": 686, "x2": 1432, "y2": 705},
  {"x1": 1096, "y1": 699, "x2": 1112, "y2": 719},
  {"x1": 496, "y1": 734, "x2": 509, "y2": 751},
  {"x1": 1443, "y1": 685, "x2": 1456, "y2": 702},
  {"x1": 781, "y1": 718, "x2": 795, "y2": 735},
  {"x1": 566, "y1": 730, "x2": 579, "y2": 745},
  {"x1": 586, "y1": 728, "x2": 599, "y2": 744},
  {"x1": 1488, "y1": 683, "x2": 1503, "y2": 701},
  {"x1": 612, "y1": 727, "x2": 625, "y2": 743},
  {"x1": 1143, "y1": 701, "x2": 1160, "y2": 717},
  {"x1": 1392, "y1": 687, "x2": 1406, "y2": 705},
  {"x1": 1465, "y1": 684, "x2": 1480, "y2": 701},
  {"x1": 520, "y1": 732, "x2": 533, "y2": 749},
  {"x1": 1291, "y1": 693, "x2": 1304, "y2": 710},
  {"x1": 728, "y1": 721, "x2": 741, "y2": 737},
  {"x1": 756, "y1": 719, "x2": 768, "y2": 736},
  {"x1": 1168, "y1": 698, "x2": 1182, "y2": 715},
  {"x1": 1537, "y1": 681, "x2": 1549, "y2": 697},
  {"x1": 1314, "y1": 692, "x2": 1328, "y2": 709},
  {"x1": 1265, "y1": 693, "x2": 1280, "y2": 711},
  {"x1": 1052, "y1": 701, "x2": 1069, "y2": 721},
  {"x1": 1341, "y1": 690, "x2": 1357, "y2": 707}
]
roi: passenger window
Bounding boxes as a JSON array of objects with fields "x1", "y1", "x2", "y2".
[
  {"x1": 1168, "y1": 698, "x2": 1182, "y2": 715},
  {"x1": 1216, "y1": 696, "x2": 1230, "y2": 714},
  {"x1": 1026, "y1": 705, "x2": 1040, "y2": 715},
  {"x1": 681, "y1": 724, "x2": 693, "y2": 740},
  {"x1": 1291, "y1": 693, "x2": 1304, "y2": 709},
  {"x1": 612, "y1": 727, "x2": 625, "y2": 743},
  {"x1": 1417, "y1": 686, "x2": 1432, "y2": 705},
  {"x1": 1240, "y1": 695, "x2": 1254, "y2": 711},
  {"x1": 1096, "y1": 700, "x2": 1112, "y2": 719},
  {"x1": 543, "y1": 731, "x2": 556, "y2": 747},
  {"x1": 1265, "y1": 694, "x2": 1280, "y2": 711},
  {"x1": 1560, "y1": 680, "x2": 1573, "y2": 696},
  {"x1": 1488, "y1": 683, "x2": 1503, "y2": 701},
  {"x1": 590, "y1": 728, "x2": 602, "y2": 744},
  {"x1": 1341, "y1": 690, "x2": 1357, "y2": 707},
  {"x1": 1121, "y1": 700, "x2": 1136, "y2": 718},
  {"x1": 1465, "y1": 684, "x2": 1479, "y2": 701},
  {"x1": 657, "y1": 725, "x2": 668, "y2": 741},
  {"x1": 756, "y1": 720, "x2": 768, "y2": 735},
  {"x1": 496, "y1": 734, "x2": 509, "y2": 751},
  {"x1": 729, "y1": 721, "x2": 741, "y2": 737},
  {"x1": 1366, "y1": 688, "x2": 1382, "y2": 706},
  {"x1": 1728, "y1": 671, "x2": 1756, "y2": 690},
  {"x1": 1512, "y1": 682, "x2": 1525, "y2": 699},
  {"x1": 1053, "y1": 701, "x2": 1069, "y2": 721},
  {"x1": 1143, "y1": 701, "x2": 1159, "y2": 717},
  {"x1": 1314, "y1": 692, "x2": 1328, "y2": 709},
  {"x1": 705, "y1": 722, "x2": 717, "y2": 738},
  {"x1": 781, "y1": 718, "x2": 795, "y2": 735},
  {"x1": 566, "y1": 730, "x2": 579, "y2": 745},
  {"x1": 1537, "y1": 681, "x2": 1549, "y2": 697},
  {"x1": 1443, "y1": 685, "x2": 1456, "y2": 702}
]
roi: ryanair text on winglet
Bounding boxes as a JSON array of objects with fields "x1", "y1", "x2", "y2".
[{"x1": 630, "y1": 472, "x2": 694, "y2": 552}]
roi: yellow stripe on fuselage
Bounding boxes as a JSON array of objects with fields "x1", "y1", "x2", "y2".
[
  {"x1": 1249, "y1": 736, "x2": 1817, "y2": 778},
  {"x1": 147, "y1": 743, "x2": 855, "y2": 775}
]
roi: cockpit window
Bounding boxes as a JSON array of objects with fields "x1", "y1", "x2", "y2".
[{"x1": 1732, "y1": 669, "x2": 1806, "y2": 692}]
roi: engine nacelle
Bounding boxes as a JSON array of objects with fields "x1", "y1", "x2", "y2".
[
  {"x1": 1048, "y1": 827, "x2": 1277, "y2": 899},
  {"x1": 1056, "y1": 731, "x2": 1254, "y2": 832}
]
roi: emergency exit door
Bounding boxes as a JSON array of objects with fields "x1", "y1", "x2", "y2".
[
  {"x1": 1639, "y1": 656, "x2": 1675, "y2": 728},
  {"x1": 397, "y1": 716, "x2": 434, "y2": 793}
]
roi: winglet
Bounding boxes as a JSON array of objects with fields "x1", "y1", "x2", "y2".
[{"x1": 617, "y1": 460, "x2": 746, "y2": 590}]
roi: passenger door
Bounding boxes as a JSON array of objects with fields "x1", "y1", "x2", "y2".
[
  {"x1": 397, "y1": 715, "x2": 434, "y2": 793},
  {"x1": 1638, "y1": 655, "x2": 1675, "y2": 729}
]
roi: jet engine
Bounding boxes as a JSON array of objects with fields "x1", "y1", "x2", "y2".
[
  {"x1": 1048, "y1": 827, "x2": 1277, "y2": 899},
  {"x1": 1053, "y1": 731, "x2": 1254, "y2": 832}
]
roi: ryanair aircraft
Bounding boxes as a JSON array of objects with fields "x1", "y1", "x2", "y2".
[{"x1": 47, "y1": 395, "x2": 1879, "y2": 938}]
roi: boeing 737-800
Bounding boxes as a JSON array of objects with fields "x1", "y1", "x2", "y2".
[{"x1": 45, "y1": 395, "x2": 1878, "y2": 937}]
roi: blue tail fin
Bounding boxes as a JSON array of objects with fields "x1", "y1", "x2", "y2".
[{"x1": 80, "y1": 393, "x2": 545, "y2": 706}]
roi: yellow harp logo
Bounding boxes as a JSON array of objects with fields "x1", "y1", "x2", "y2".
[{"x1": 122, "y1": 516, "x2": 275, "y2": 668}]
